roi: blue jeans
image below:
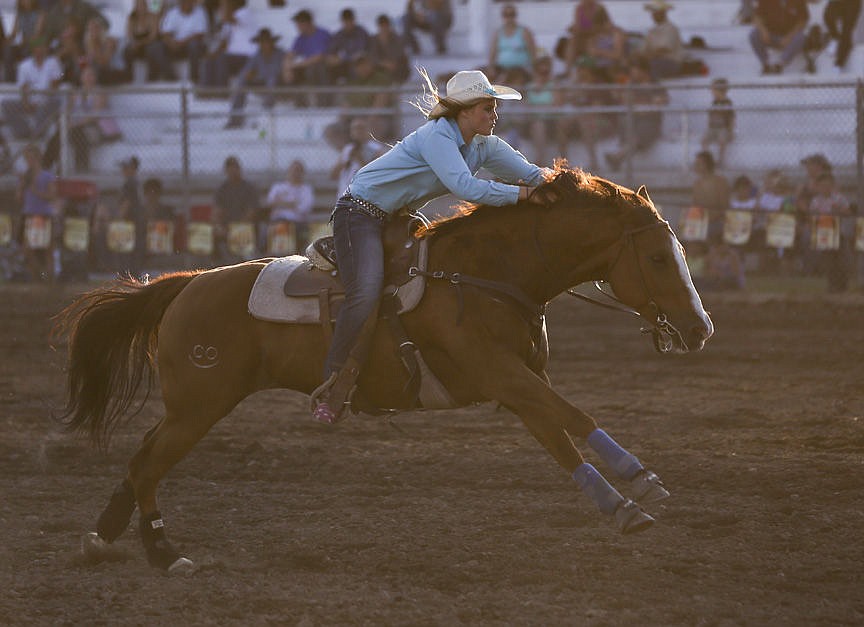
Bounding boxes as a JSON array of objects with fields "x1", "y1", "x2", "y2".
[
  {"x1": 322, "y1": 202, "x2": 384, "y2": 379},
  {"x1": 749, "y1": 28, "x2": 806, "y2": 67}
]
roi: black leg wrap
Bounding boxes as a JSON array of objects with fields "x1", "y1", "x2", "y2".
[
  {"x1": 139, "y1": 510, "x2": 182, "y2": 570},
  {"x1": 95, "y1": 478, "x2": 137, "y2": 543}
]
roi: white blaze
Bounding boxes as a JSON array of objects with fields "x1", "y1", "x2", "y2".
[{"x1": 671, "y1": 236, "x2": 713, "y2": 335}]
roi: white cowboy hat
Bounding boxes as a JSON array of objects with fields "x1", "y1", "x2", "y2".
[
  {"x1": 644, "y1": 0, "x2": 674, "y2": 11},
  {"x1": 429, "y1": 70, "x2": 522, "y2": 117}
]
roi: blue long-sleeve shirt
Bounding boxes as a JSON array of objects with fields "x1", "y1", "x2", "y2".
[{"x1": 347, "y1": 117, "x2": 544, "y2": 214}]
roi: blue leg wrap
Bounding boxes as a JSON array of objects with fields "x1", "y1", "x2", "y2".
[
  {"x1": 572, "y1": 462, "x2": 625, "y2": 516},
  {"x1": 587, "y1": 429, "x2": 644, "y2": 480}
]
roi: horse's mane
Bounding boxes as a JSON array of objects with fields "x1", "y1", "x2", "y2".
[{"x1": 414, "y1": 161, "x2": 659, "y2": 239}]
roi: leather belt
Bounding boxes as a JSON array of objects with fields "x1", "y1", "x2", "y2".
[{"x1": 333, "y1": 193, "x2": 390, "y2": 222}]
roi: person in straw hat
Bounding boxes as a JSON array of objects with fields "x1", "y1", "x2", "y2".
[
  {"x1": 640, "y1": 0, "x2": 684, "y2": 79},
  {"x1": 312, "y1": 68, "x2": 555, "y2": 425}
]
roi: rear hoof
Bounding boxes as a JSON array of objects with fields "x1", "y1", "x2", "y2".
[
  {"x1": 630, "y1": 470, "x2": 670, "y2": 504},
  {"x1": 615, "y1": 500, "x2": 655, "y2": 535},
  {"x1": 81, "y1": 532, "x2": 108, "y2": 559},
  {"x1": 168, "y1": 557, "x2": 195, "y2": 575}
]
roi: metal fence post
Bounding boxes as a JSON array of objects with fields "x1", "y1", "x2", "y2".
[
  {"x1": 181, "y1": 84, "x2": 191, "y2": 214},
  {"x1": 58, "y1": 85, "x2": 70, "y2": 177},
  {"x1": 856, "y1": 80, "x2": 863, "y2": 214}
]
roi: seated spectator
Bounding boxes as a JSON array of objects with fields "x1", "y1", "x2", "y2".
[
  {"x1": 403, "y1": 0, "x2": 452, "y2": 55},
  {"x1": 2, "y1": 38, "x2": 62, "y2": 139},
  {"x1": 324, "y1": 52, "x2": 394, "y2": 150},
  {"x1": 581, "y1": 7, "x2": 628, "y2": 81},
  {"x1": 329, "y1": 117, "x2": 387, "y2": 200},
  {"x1": 43, "y1": 65, "x2": 119, "y2": 172},
  {"x1": 148, "y1": 0, "x2": 208, "y2": 82},
  {"x1": 123, "y1": 0, "x2": 160, "y2": 81},
  {"x1": 199, "y1": 0, "x2": 256, "y2": 89},
  {"x1": 639, "y1": 0, "x2": 683, "y2": 80},
  {"x1": 225, "y1": 27, "x2": 284, "y2": 129},
  {"x1": 560, "y1": 0, "x2": 609, "y2": 70},
  {"x1": 368, "y1": 14, "x2": 409, "y2": 84},
  {"x1": 749, "y1": 0, "x2": 808, "y2": 74},
  {"x1": 40, "y1": 0, "x2": 107, "y2": 50},
  {"x1": 3, "y1": 0, "x2": 44, "y2": 83},
  {"x1": 700, "y1": 78, "x2": 735, "y2": 167},
  {"x1": 213, "y1": 155, "x2": 259, "y2": 260},
  {"x1": 556, "y1": 59, "x2": 617, "y2": 170},
  {"x1": 603, "y1": 60, "x2": 668, "y2": 172},
  {"x1": 265, "y1": 159, "x2": 314, "y2": 250},
  {"x1": 797, "y1": 152, "x2": 832, "y2": 207},
  {"x1": 55, "y1": 19, "x2": 86, "y2": 85},
  {"x1": 325, "y1": 8, "x2": 370, "y2": 84},
  {"x1": 731, "y1": 175, "x2": 757, "y2": 211},
  {"x1": 487, "y1": 3, "x2": 536, "y2": 82},
  {"x1": 823, "y1": 0, "x2": 862, "y2": 71},
  {"x1": 701, "y1": 234, "x2": 745, "y2": 291},
  {"x1": 281, "y1": 9, "x2": 331, "y2": 105},
  {"x1": 691, "y1": 150, "x2": 730, "y2": 241},
  {"x1": 15, "y1": 143, "x2": 57, "y2": 282},
  {"x1": 82, "y1": 16, "x2": 124, "y2": 84},
  {"x1": 520, "y1": 50, "x2": 561, "y2": 166}
]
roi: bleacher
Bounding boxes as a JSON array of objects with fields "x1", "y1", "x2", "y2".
[{"x1": 1, "y1": 0, "x2": 861, "y2": 213}]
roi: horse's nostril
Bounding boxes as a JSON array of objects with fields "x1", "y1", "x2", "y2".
[{"x1": 692, "y1": 324, "x2": 711, "y2": 341}]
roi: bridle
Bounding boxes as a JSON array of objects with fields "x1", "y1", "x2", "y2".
[{"x1": 565, "y1": 220, "x2": 688, "y2": 353}]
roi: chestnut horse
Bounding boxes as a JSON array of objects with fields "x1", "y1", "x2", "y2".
[{"x1": 57, "y1": 167, "x2": 713, "y2": 573}]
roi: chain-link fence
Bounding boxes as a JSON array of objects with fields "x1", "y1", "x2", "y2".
[{"x1": 0, "y1": 79, "x2": 862, "y2": 288}]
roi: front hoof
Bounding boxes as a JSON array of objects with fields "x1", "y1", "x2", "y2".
[
  {"x1": 81, "y1": 532, "x2": 108, "y2": 558},
  {"x1": 168, "y1": 557, "x2": 196, "y2": 575},
  {"x1": 615, "y1": 499, "x2": 655, "y2": 535}
]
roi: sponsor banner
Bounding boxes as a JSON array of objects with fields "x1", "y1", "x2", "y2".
[
  {"x1": 147, "y1": 220, "x2": 175, "y2": 255},
  {"x1": 680, "y1": 207, "x2": 708, "y2": 242},
  {"x1": 723, "y1": 211, "x2": 752, "y2": 245},
  {"x1": 63, "y1": 217, "x2": 90, "y2": 252},
  {"x1": 24, "y1": 215, "x2": 52, "y2": 250},
  {"x1": 810, "y1": 215, "x2": 840, "y2": 251},
  {"x1": 0, "y1": 213, "x2": 12, "y2": 246},
  {"x1": 267, "y1": 221, "x2": 296, "y2": 256},
  {"x1": 187, "y1": 222, "x2": 214, "y2": 256},
  {"x1": 765, "y1": 213, "x2": 796, "y2": 249},
  {"x1": 227, "y1": 222, "x2": 256, "y2": 257},
  {"x1": 107, "y1": 220, "x2": 135, "y2": 253}
]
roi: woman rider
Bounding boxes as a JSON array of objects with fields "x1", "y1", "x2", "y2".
[{"x1": 314, "y1": 68, "x2": 554, "y2": 424}]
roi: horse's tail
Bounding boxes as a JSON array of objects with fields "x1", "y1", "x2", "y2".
[{"x1": 53, "y1": 271, "x2": 200, "y2": 449}]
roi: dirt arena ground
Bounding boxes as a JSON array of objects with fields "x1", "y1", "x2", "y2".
[{"x1": 0, "y1": 282, "x2": 862, "y2": 625}]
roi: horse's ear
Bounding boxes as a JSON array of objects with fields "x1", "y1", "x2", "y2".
[{"x1": 636, "y1": 185, "x2": 651, "y2": 202}]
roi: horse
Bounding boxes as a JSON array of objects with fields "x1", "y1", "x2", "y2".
[{"x1": 55, "y1": 165, "x2": 713, "y2": 573}]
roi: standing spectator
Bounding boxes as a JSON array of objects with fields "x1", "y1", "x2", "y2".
[
  {"x1": 748, "y1": 0, "x2": 808, "y2": 74},
  {"x1": 149, "y1": 0, "x2": 208, "y2": 82},
  {"x1": 330, "y1": 117, "x2": 387, "y2": 200},
  {"x1": 640, "y1": 0, "x2": 684, "y2": 80},
  {"x1": 368, "y1": 14, "x2": 409, "y2": 84},
  {"x1": 265, "y1": 159, "x2": 314, "y2": 250},
  {"x1": 199, "y1": 0, "x2": 256, "y2": 89},
  {"x1": 16, "y1": 143, "x2": 57, "y2": 281},
  {"x1": 603, "y1": 60, "x2": 668, "y2": 172},
  {"x1": 281, "y1": 9, "x2": 331, "y2": 105},
  {"x1": 115, "y1": 155, "x2": 144, "y2": 275},
  {"x1": 690, "y1": 150, "x2": 730, "y2": 241},
  {"x1": 488, "y1": 3, "x2": 536, "y2": 81},
  {"x1": 823, "y1": 0, "x2": 861, "y2": 71},
  {"x1": 2, "y1": 38, "x2": 62, "y2": 140},
  {"x1": 224, "y1": 27, "x2": 284, "y2": 129},
  {"x1": 325, "y1": 8, "x2": 370, "y2": 84},
  {"x1": 700, "y1": 78, "x2": 735, "y2": 167},
  {"x1": 213, "y1": 155, "x2": 259, "y2": 260},
  {"x1": 39, "y1": 0, "x2": 107, "y2": 50},
  {"x1": 807, "y1": 170, "x2": 852, "y2": 291},
  {"x1": 560, "y1": 0, "x2": 609, "y2": 70},
  {"x1": 403, "y1": 0, "x2": 452, "y2": 55},
  {"x1": 123, "y1": 0, "x2": 160, "y2": 81},
  {"x1": 3, "y1": 0, "x2": 44, "y2": 83}
]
